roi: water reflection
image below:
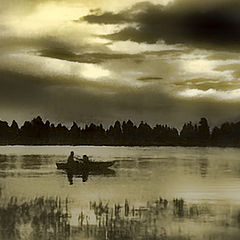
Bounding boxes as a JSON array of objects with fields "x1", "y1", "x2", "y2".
[
  {"x1": 0, "y1": 155, "x2": 17, "y2": 178},
  {"x1": 21, "y1": 155, "x2": 42, "y2": 170},
  {"x1": 66, "y1": 171, "x2": 88, "y2": 184},
  {"x1": 0, "y1": 154, "x2": 59, "y2": 178},
  {"x1": 1, "y1": 196, "x2": 240, "y2": 240},
  {"x1": 0, "y1": 155, "x2": 17, "y2": 171},
  {"x1": 64, "y1": 168, "x2": 116, "y2": 184},
  {"x1": 199, "y1": 158, "x2": 208, "y2": 177}
]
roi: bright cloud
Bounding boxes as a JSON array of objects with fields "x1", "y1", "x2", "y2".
[{"x1": 178, "y1": 88, "x2": 240, "y2": 100}]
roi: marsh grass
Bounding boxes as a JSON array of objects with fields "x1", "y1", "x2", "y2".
[{"x1": 1, "y1": 196, "x2": 240, "y2": 240}]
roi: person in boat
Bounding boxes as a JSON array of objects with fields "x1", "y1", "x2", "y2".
[
  {"x1": 82, "y1": 155, "x2": 90, "y2": 164},
  {"x1": 67, "y1": 152, "x2": 90, "y2": 167},
  {"x1": 69, "y1": 151, "x2": 89, "y2": 162},
  {"x1": 67, "y1": 151, "x2": 75, "y2": 165}
]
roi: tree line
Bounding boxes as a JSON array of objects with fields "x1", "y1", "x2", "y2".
[{"x1": 0, "y1": 116, "x2": 239, "y2": 146}]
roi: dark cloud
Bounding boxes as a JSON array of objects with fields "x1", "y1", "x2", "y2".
[
  {"x1": 175, "y1": 78, "x2": 240, "y2": 91},
  {"x1": 82, "y1": 0, "x2": 240, "y2": 49},
  {"x1": 0, "y1": 36, "x2": 74, "y2": 55},
  {"x1": 80, "y1": 1, "x2": 154, "y2": 24},
  {"x1": 137, "y1": 76, "x2": 163, "y2": 82},
  {"x1": 0, "y1": 70, "x2": 48, "y2": 108},
  {"x1": 145, "y1": 49, "x2": 191, "y2": 57},
  {"x1": 1, "y1": 69, "x2": 240, "y2": 128},
  {"x1": 77, "y1": 12, "x2": 128, "y2": 24},
  {"x1": 39, "y1": 48, "x2": 143, "y2": 64}
]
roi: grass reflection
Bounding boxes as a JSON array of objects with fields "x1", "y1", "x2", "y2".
[
  {"x1": 0, "y1": 196, "x2": 70, "y2": 240},
  {"x1": 0, "y1": 196, "x2": 240, "y2": 240}
]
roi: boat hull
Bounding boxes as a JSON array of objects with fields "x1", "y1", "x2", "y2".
[{"x1": 56, "y1": 161, "x2": 115, "y2": 172}]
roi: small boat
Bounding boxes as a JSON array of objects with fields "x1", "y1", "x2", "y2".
[
  {"x1": 57, "y1": 161, "x2": 116, "y2": 184},
  {"x1": 56, "y1": 161, "x2": 115, "y2": 172}
]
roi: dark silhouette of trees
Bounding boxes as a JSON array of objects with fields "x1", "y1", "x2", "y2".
[
  {"x1": 0, "y1": 116, "x2": 240, "y2": 146},
  {"x1": 106, "y1": 121, "x2": 122, "y2": 145},
  {"x1": 198, "y1": 118, "x2": 210, "y2": 145},
  {"x1": 70, "y1": 122, "x2": 80, "y2": 145},
  {"x1": 0, "y1": 121, "x2": 10, "y2": 144},
  {"x1": 9, "y1": 120, "x2": 19, "y2": 143},
  {"x1": 153, "y1": 124, "x2": 179, "y2": 145},
  {"x1": 211, "y1": 121, "x2": 239, "y2": 146},
  {"x1": 122, "y1": 120, "x2": 137, "y2": 145},
  {"x1": 180, "y1": 121, "x2": 198, "y2": 145},
  {"x1": 180, "y1": 118, "x2": 210, "y2": 146},
  {"x1": 20, "y1": 121, "x2": 34, "y2": 144},
  {"x1": 137, "y1": 121, "x2": 152, "y2": 145},
  {"x1": 81, "y1": 123, "x2": 106, "y2": 145},
  {"x1": 55, "y1": 123, "x2": 69, "y2": 144}
]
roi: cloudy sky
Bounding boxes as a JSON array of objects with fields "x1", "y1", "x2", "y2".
[{"x1": 1, "y1": 0, "x2": 240, "y2": 127}]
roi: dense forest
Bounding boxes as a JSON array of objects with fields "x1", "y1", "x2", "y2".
[{"x1": 0, "y1": 116, "x2": 239, "y2": 146}]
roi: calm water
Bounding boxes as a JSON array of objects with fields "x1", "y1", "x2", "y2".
[{"x1": 1, "y1": 146, "x2": 240, "y2": 240}]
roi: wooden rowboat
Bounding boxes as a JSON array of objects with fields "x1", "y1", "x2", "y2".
[{"x1": 56, "y1": 161, "x2": 115, "y2": 172}]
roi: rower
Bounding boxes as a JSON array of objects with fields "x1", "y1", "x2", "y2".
[
  {"x1": 67, "y1": 151, "x2": 75, "y2": 164},
  {"x1": 82, "y1": 155, "x2": 90, "y2": 164}
]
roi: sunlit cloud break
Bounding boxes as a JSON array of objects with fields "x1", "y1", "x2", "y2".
[{"x1": 178, "y1": 88, "x2": 240, "y2": 100}]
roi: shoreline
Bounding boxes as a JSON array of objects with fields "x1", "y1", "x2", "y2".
[{"x1": 0, "y1": 144, "x2": 238, "y2": 148}]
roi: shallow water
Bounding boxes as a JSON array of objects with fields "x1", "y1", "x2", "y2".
[{"x1": 1, "y1": 146, "x2": 240, "y2": 239}]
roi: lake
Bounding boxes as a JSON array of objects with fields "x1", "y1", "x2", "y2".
[{"x1": 1, "y1": 146, "x2": 240, "y2": 240}]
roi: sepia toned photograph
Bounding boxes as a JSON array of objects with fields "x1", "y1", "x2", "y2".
[{"x1": 1, "y1": 0, "x2": 240, "y2": 239}]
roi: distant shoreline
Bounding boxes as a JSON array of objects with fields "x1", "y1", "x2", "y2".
[
  {"x1": 0, "y1": 143, "x2": 238, "y2": 148},
  {"x1": 0, "y1": 116, "x2": 240, "y2": 147}
]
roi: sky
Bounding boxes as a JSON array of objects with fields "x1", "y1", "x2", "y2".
[{"x1": 1, "y1": 0, "x2": 240, "y2": 128}]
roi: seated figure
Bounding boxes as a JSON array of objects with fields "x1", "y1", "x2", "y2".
[
  {"x1": 82, "y1": 155, "x2": 90, "y2": 164},
  {"x1": 67, "y1": 151, "x2": 75, "y2": 165}
]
